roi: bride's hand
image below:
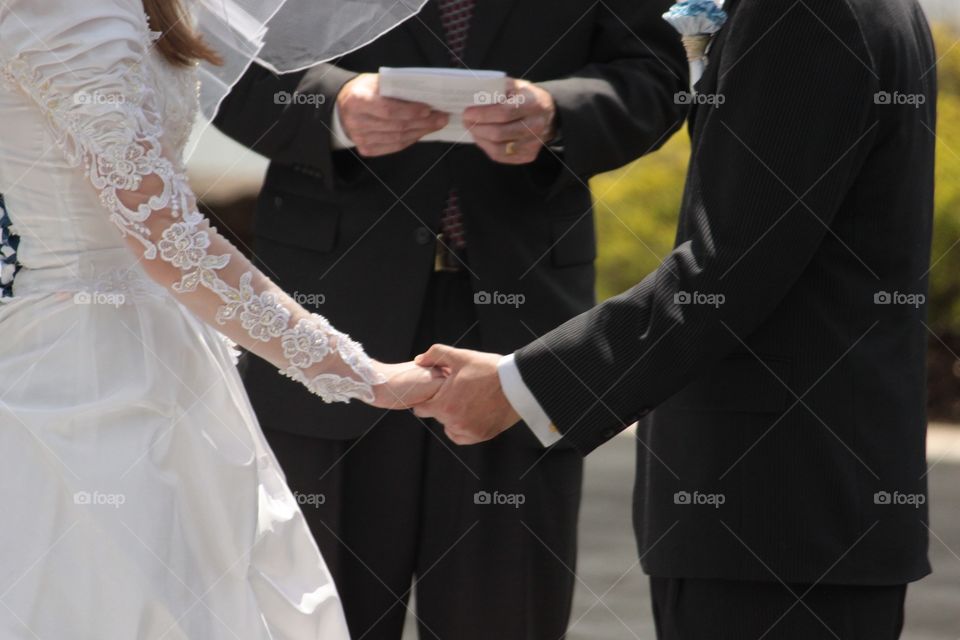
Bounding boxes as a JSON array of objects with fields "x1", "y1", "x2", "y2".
[{"x1": 368, "y1": 361, "x2": 446, "y2": 409}]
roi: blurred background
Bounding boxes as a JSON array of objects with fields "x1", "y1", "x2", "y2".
[{"x1": 187, "y1": 3, "x2": 960, "y2": 637}]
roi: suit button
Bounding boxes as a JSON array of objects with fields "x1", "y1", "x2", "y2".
[
  {"x1": 273, "y1": 196, "x2": 283, "y2": 208},
  {"x1": 414, "y1": 228, "x2": 434, "y2": 245}
]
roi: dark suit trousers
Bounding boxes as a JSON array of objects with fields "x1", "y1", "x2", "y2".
[
  {"x1": 264, "y1": 270, "x2": 584, "y2": 640},
  {"x1": 650, "y1": 577, "x2": 906, "y2": 639}
]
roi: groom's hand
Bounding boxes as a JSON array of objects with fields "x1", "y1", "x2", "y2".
[
  {"x1": 412, "y1": 345, "x2": 521, "y2": 445},
  {"x1": 337, "y1": 73, "x2": 449, "y2": 157}
]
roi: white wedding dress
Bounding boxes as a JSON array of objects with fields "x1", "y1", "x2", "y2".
[{"x1": 0, "y1": 1, "x2": 375, "y2": 638}]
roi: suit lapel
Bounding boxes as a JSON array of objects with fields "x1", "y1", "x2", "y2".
[
  {"x1": 689, "y1": 0, "x2": 740, "y2": 129},
  {"x1": 463, "y1": 0, "x2": 521, "y2": 69},
  {"x1": 710, "y1": 0, "x2": 740, "y2": 62},
  {"x1": 693, "y1": 0, "x2": 740, "y2": 93},
  {"x1": 403, "y1": 1, "x2": 453, "y2": 66}
]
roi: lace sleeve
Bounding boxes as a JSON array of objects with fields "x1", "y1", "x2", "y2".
[{"x1": 0, "y1": 0, "x2": 383, "y2": 402}]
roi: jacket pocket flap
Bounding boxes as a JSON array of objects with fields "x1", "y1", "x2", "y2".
[{"x1": 254, "y1": 188, "x2": 340, "y2": 253}]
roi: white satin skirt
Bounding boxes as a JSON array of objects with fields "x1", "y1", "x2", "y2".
[{"x1": 0, "y1": 255, "x2": 350, "y2": 639}]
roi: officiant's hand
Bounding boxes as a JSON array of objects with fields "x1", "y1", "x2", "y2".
[
  {"x1": 411, "y1": 345, "x2": 520, "y2": 445},
  {"x1": 369, "y1": 361, "x2": 446, "y2": 410},
  {"x1": 463, "y1": 78, "x2": 557, "y2": 165},
  {"x1": 337, "y1": 73, "x2": 450, "y2": 157}
]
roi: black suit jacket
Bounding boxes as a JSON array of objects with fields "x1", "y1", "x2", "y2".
[
  {"x1": 214, "y1": 0, "x2": 687, "y2": 439},
  {"x1": 515, "y1": 0, "x2": 935, "y2": 584}
]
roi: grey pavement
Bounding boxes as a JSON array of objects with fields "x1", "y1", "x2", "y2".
[{"x1": 403, "y1": 427, "x2": 960, "y2": 639}]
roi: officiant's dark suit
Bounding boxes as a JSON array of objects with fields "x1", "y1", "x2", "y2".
[
  {"x1": 507, "y1": 0, "x2": 936, "y2": 637},
  {"x1": 214, "y1": 0, "x2": 687, "y2": 637}
]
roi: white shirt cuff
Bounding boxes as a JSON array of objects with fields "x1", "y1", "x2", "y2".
[
  {"x1": 497, "y1": 353, "x2": 563, "y2": 448},
  {"x1": 330, "y1": 104, "x2": 355, "y2": 150}
]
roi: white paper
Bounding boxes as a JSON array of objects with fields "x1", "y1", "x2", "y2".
[{"x1": 378, "y1": 66, "x2": 508, "y2": 143}]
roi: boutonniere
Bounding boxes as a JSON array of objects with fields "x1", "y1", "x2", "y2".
[{"x1": 663, "y1": 0, "x2": 728, "y2": 91}]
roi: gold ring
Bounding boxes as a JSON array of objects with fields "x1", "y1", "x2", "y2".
[{"x1": 505, "y1": 141, "x2": 517, "y2": 156}]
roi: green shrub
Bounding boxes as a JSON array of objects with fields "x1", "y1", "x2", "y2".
[
  {"x1": 928, "y1": 24, "x2": 960, "y2": 335},
  {"x1": 592, "y1": 130, "x2": 689, "y2": 302}
]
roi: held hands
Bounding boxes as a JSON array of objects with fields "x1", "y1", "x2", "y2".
[
  {"x1": 337, "y1": 73, "x2": 449, "y2": 157},
  {"x1": 367, "y1": 347, "x2": 519, "y2": 444},
  {"x1": 464, "y1": 78, "x2": 558, "y2": 165},
  {"x1": 412, "y1": 345, "x2": 520, "y2": 445},
  {"x1": 368, "y1": 360, "x2": 447, "y2": 409}
]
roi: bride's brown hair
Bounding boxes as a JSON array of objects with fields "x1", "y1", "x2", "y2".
[{"x1": 143, "y1": 0, "x2": 223, "y2": 67}]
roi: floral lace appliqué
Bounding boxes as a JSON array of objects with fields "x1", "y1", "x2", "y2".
[
  {"x1": 282, "y1": 316, "x2": 333, "y2": 368},
  {"x1": 0, "y1": 22, "x2": 382, "y2": 403}
]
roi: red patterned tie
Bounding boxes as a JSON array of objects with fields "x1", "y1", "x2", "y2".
[{"x1": 437, "y1": 0, "x2": 475, "y2": 251}]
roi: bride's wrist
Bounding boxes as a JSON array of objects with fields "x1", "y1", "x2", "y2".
[{"x1": 275, "y1": 313, "x2": 383, "y2": 403}]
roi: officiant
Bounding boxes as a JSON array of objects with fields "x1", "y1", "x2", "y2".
[{"x1": 214, "y1": 1, "x2": 686, "y2": 638}]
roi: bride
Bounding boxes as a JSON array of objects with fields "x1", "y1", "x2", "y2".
[{"x1": 0, "y1": 0, "x2": 438, "y2": 637}]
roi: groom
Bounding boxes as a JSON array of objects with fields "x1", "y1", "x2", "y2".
[{"x1": 414, "y1": 0, "x2": 936, "y2": 638}]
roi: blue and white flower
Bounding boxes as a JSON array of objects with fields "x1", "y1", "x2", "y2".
[{"x1": 663, "y1": 0, "x2": 728, "y2": 88}]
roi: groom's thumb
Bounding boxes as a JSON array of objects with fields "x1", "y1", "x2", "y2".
[{"x1": 415, "y1": 344, "x2": 459, "y2": 368}]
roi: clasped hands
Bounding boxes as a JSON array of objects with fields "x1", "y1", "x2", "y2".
[
  {"x1": 370, "y1": 346, "x2": 520, "y2": 445},
  {"x1": 337, "y1": 73, "x2": 557, "y2": 164}
]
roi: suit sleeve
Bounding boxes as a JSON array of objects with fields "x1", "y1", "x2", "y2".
[
  {"x1": 514, "y1": 0, "x2": 880, "y2": 455},
  {"x1": 536, "y1": 0, "x2": 690, "y2": 178},
  {"x1": 213, "y1": 62, "x2": 358, "y2": 189}
]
